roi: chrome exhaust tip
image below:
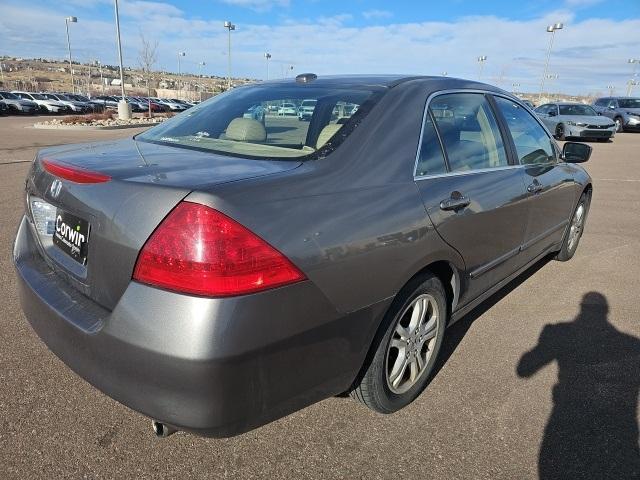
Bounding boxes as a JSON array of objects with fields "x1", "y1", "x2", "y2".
[{"x1": 151, "y1": 420, "x2": 177, "y2": 438}]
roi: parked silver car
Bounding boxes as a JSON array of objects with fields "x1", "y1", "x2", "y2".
[
  {"x1": 0, "y1": 91, "x2": 39, "y2": 114},
  {"x1": 535, "y1": 103, "x2": 616, "y2": 142},
  {"x1": 12, "y1": 91, "x2": 69, "y2": 114}
]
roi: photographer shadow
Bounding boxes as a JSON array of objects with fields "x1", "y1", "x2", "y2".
[{"x1": 517, "y1": 292, "x2": 640, "y2": 479}]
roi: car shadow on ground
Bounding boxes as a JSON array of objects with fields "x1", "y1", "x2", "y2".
[{"x1": 433, "y1": 264, "x2": 640, "y2": 479}]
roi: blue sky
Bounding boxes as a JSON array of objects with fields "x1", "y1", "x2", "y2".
[{"x1": 1, "y1": 0, "x2": 639, "y2": 94}]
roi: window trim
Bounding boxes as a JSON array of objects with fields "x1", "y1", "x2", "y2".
[{"x1": 413, "y1": 89, "x2": 554, "y2": 180}]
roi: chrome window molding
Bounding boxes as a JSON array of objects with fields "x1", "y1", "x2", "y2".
[{"x1": 413, "y1": 88, "x2": 559, "y2": 181}]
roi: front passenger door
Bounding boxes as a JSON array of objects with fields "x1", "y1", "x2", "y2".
[{"x1": 493, "y1": 96, "x2": 576, "y2": 263}]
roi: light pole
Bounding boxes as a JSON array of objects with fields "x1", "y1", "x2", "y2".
[
  {"x1": 264, "y1": 53, "x2": 271, "y2": 80},
  {"x1": 627, "y1": 59, "x2": 639, "y2": 96},
  {"x1": 539, "y1": 22, "x2": 563, "y2": 101},
  {"x1": 546, "y1": 73, "x2": 559, "y2": 100},
  {"x1": 607, "y1": 84, "x2": 615, "y2": 97},
  {"x1": 477, "y1": 56, "x2": 487, "y2": 80},
  {"x1": 288, "y1": 65, "x2": 294, "y2": 78},
  {"x1": 113, "y1": 0, "x2": 130, "y2": 119},
  {"x1": 224, "y1": 21, "x2": 236, "y2": 90},
  {"x1": 65, "y1": 16, "x2": 77, "y2": 93},
  {"x1": 441, "y1": 71, "x2": 448, "y2": 77},
  {"x1": 96, "y1": 60, "x2": 104, "y2": 94},
  {"x1": 198, "y1": 61, "x2": 205, "y2": 101},
  {"x1": 177, "y1": 51, "x2": 185, "y2": 99},
  {"x1": 512, "y1": 82, "x2": 521, "y2": 95}
]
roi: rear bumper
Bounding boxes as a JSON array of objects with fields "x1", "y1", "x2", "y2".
[{"x1": 13, "y1": 215, "x2": 387, "y2": 437}]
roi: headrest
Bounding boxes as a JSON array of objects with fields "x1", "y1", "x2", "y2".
[
  {"x1": 316, "y1": 123, "x2": 343, "y2": 149},
  {"x1": 225, "y1": 118, "x2": 267, "y2": 142}
]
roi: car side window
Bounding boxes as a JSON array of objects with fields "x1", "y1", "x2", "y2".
[
  {"x1": 594, "y1": 98, "x2": 606, "y2": 107},
  {"x1": 429, "y1": 93, "x2": 508, "y2": 172},
  {"x1": 415, "y1": 112, "x2": 447, "y2": 177},
  {"x1": 494, "y1": 97, "x2": 556, "y2": 166},
  {"x1": 607, "y1": 99, "x2": 618, "y2": 109}
]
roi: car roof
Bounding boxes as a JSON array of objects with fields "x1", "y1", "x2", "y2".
[{"x1": 256, "y1": 74, "x2": 507, "y2": 93}]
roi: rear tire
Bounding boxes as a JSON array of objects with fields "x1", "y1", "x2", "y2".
[
  {"x1": 350, "y1": 273, "x2": 447, "y2": 413},
  {"x1": 555, "y1": 191, "x2": 590, "y2": 262},
  {"x1": 555, "y1": 124, "x2": 566, "y2": 141}
]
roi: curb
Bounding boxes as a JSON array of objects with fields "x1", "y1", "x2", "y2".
[{"x1": 32, "y1": 122, "x2": 160, "y2": 131}]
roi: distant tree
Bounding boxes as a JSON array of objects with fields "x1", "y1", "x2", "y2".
[{"x1": 138, "y1": 34, "x2": 158, "y2": 116}]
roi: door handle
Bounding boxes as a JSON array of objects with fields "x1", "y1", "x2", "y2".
[
  {"x1": 527, "y1": 181, "x2": 543, "y2": 194},
  {"x1": 440, "y1": 193, "x2": 471, "y2": 211}
]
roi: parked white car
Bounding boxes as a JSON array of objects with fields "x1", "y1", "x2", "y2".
[
  {"x1": 12, "y1": 91, "x2": 68, "y2": 114},
  {"x1": 278, "y1": 102, "x2": 297, "y2": 116},
  {"x1": 42, "y1": 93, "x2": 90, "y2": 113}
]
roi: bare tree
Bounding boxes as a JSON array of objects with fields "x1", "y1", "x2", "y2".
[{"x1": 138, "y1": 34, "x2": 158, "y2": 117}]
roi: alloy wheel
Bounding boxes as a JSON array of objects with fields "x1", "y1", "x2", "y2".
[
  {"x1": 568, "y1": 203, "x2": 585, "y2": 252},
  {"x1": 385, "y1": 294, "x2": 440, "y2": 394}
]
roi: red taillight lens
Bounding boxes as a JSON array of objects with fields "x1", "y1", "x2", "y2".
[
  {"x1": 42, "y1": 158, "x2": 111, "y2": 184},
  {"x1": 132, "y1": 202, "x2": 306, "y2": 297}
]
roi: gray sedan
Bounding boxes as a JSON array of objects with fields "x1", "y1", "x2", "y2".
[
  {"x1": 14, "y1": 75, "x2": 593, "y2": 438},
  {"x1": 535, "y1": 102, "x2": 616, "y2": 142}
]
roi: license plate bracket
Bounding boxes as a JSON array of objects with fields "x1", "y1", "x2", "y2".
[{"x1": 52, "y1": 209, "x2": 90, "y2": 265}]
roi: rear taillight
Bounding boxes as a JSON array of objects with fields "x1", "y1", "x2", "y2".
[
  {"x1": 132, "y1": 202, "x2": 306, "y2": 297},
  {"x1": 42, "y1": 158, "x2": 111, "y2": 184}
]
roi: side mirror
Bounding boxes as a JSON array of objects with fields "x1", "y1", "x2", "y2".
[
  {"x1": 548, "y1": 111, "x2": 556, "y2": 117},
  {"x1": 563, "y1": 142, "x2": 592, "y2": 163},
  {"x1": 609, "y1": 105, "x2": 616, "y2": 109}
]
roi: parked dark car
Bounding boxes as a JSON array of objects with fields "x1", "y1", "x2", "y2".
[
  {"x1": 66, "y1": 94, "x2": 105, "y2": 113},
  {"x1": 592, "y1": 96, "x2": 640, "y2": 132},
  {"x1": 13, "y1": 75, "x2": 592, "y2": 439},
  {"x1": 535, "y1": 102, "x2": 616, "y2": 141},
  {"x1": 91, "y1": 95, "x2": 120, "y2": 110}
]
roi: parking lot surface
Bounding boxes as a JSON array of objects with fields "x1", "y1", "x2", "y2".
[{"x1": 1, "y1": 115, "x2": 639, "y2": 479}]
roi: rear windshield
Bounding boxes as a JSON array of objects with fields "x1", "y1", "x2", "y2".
[
  {"x1": 137, "y1": 83, "x2": 383, "y2": 159},
  {"x1": 559, "y1": 105, "x2": 597, "y2": 116}
]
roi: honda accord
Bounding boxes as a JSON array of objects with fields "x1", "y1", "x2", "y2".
[{"x1": 14, "y1": 74, "x2": 592, "y2": 438}]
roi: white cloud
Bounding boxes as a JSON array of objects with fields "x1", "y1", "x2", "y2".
[
  {"x1": 0, "y1": 2, "x2": 638, "y2": 95},
  {"x1": 362, "y1": 10, "x2": 393, "y2": 20}
]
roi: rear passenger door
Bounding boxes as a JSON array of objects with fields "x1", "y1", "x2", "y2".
[
  {"x1": 493, "y1": 96, "x2": 576, "y2": 263},
  {"x1": 414, "y1": 92, "x2": 530, "y2": 305}
]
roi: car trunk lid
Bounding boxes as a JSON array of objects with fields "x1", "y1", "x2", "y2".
[{"x1": 26, "y1": 138, "x2": 302, "y2": 310}]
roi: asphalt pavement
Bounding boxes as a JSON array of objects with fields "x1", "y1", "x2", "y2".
[{"x1": 1, "y1": 114, "x2": 639, "y2": 479}]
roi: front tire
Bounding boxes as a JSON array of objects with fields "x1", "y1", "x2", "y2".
[
  {"x1": 350, "y1": 273, "x2": 447, "y2": 413},
  {"x1": 614, "y1": 117, "x2": 624, "y2": 133},
  {"x1": 555, "y1": 191, "x2": 590, "y2": 262}
]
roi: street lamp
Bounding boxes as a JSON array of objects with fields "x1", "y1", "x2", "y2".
[
  {"x1": 627, "y1": 59, "x2": 639, "y2": 96},
  {"x1": 198, "y1": 61, "x2": 206, "y2": 101},
  {"x1": 477, "y1": 56, "x2": 487, "y2": 80},
  {"x1": 224, "y1": 21, "x2": 236, "y2": 89},
  {"x1": 441, "y1": 71, "x2": 448, "y2": 77},
  {"x1": 607, "y1": 84, "x2": 615, "y2": 97},
  {"x1": 545, "y1": 73, "x2": 559, "y2": 100},
  {"x1": 177, "y1": 51, "x2": 185, "y2": 99},
  {"x1": 113, "y1": 0, "x2": 130, "y2": 119},
  {"x1": 512, "y1": 82, "x2": 521, "y2": 95},
  {"x1": 539, "y1": 22, "x2": 563, "y2": 101},
  {"x1": 64, "y1": 16, "x2": 77, "y2": 93},
  {"x1": 264, "y1": 53, "x2": 271, "y2": 80}
]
